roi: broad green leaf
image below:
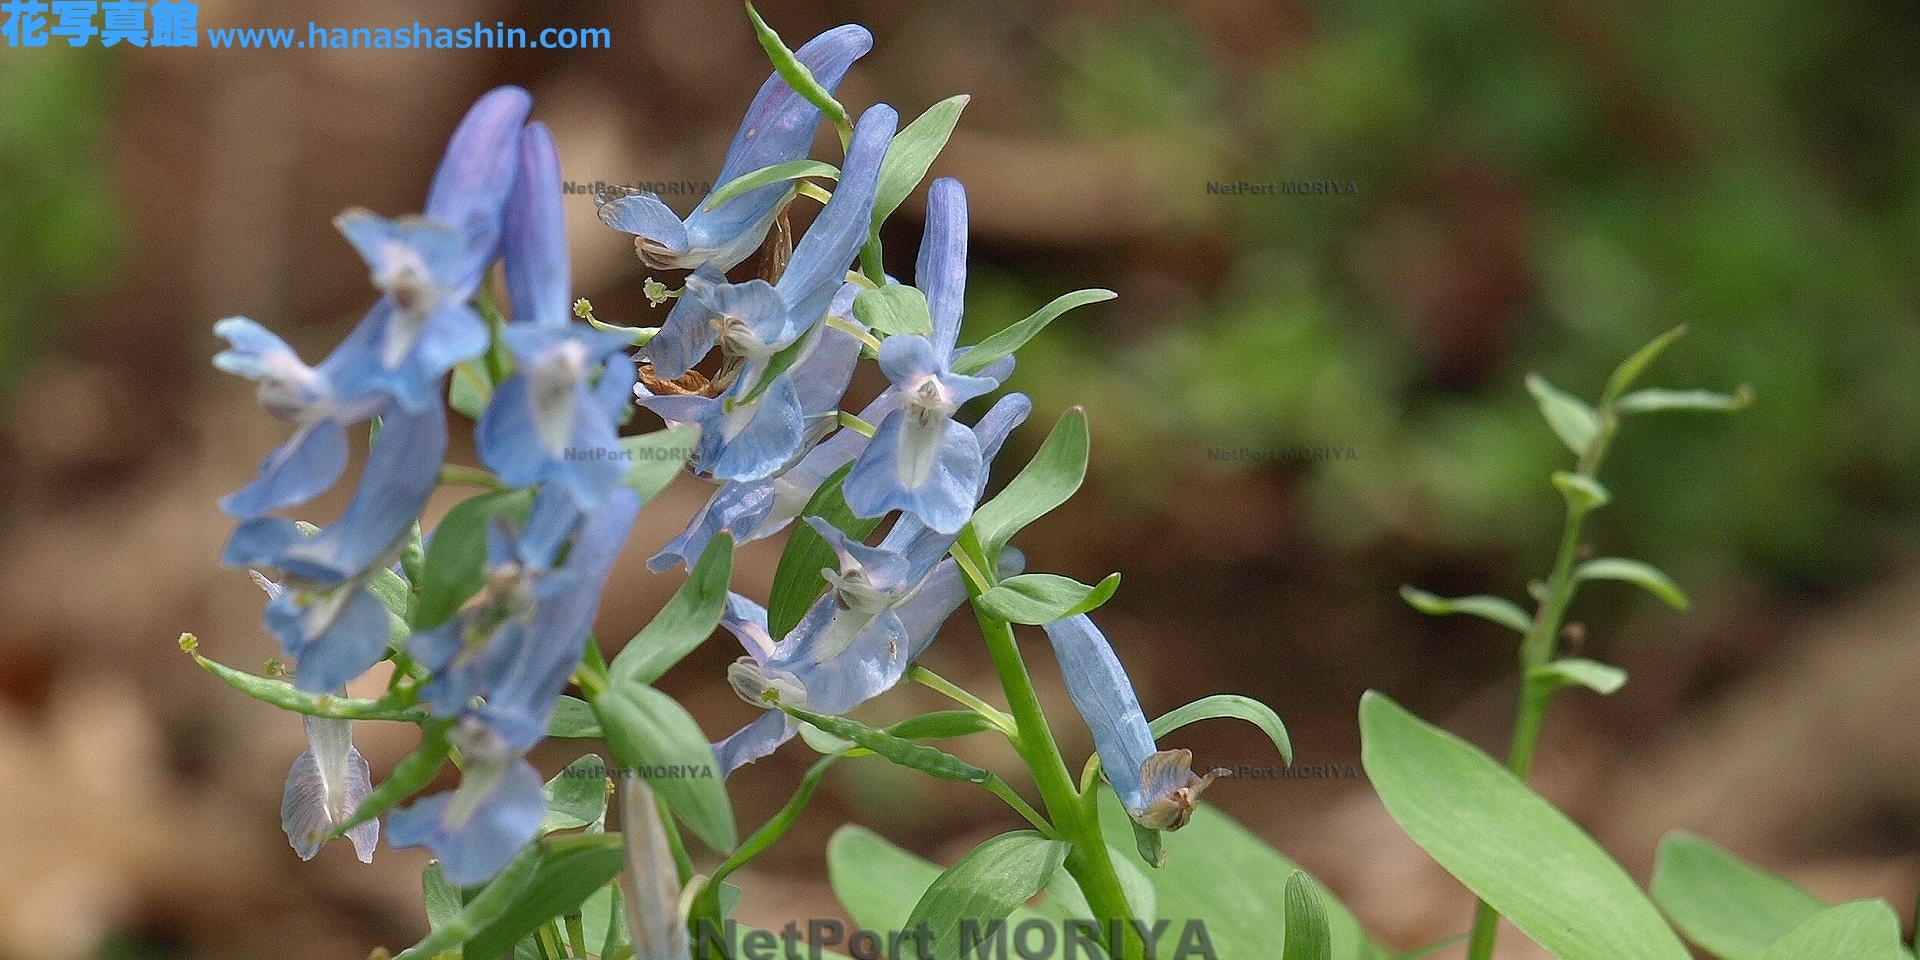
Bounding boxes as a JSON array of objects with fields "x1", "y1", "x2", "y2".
[
  {"x1": 1359, "y1": 691, "x2": 1690, "y2": 960},
  {"x1": 462, "y1": 834, "x2": 626, "y2": 960},
  {"x1": 1552, "y1": 471, "x2": 1611, "y2": 512},
  {"x1": 784, "y1": 707, "x2": 990, "y2": 784},
  {"x1": 972, "y1": 408, "x2": 1089, "y2": 557},
  {"x1": 1531, "y1": 658, "x2": 1627, "y2": 695},
  {"x1": 390, "y1": 842, "x2": 541, "y2": 960},
  {"x1": 423, "y1": 862, "x2": 463, "y2": 928},
  {"x1": 541, "y1": 755, "x2": 610, "y2": 834},
  {"x1": 853, "y1": 283, "x2": 935, "y2": 338},
  {"x1": 952, "y1": 289, "x2": 1116, "y2": 376},
  {"x1": 1651, "y1": 831, "x2": 1827, "y2": 960},
  {"x1": 1576, "y1": 557, "x2": 1689, "y2": 610},
  {"x1": 1040, "y1": 844, "x2": 1159, "y2": 924},
  {"x1": 1616, "y1": 386, "x2": 1753, "y2": 415},
  {"x1": 768, "y1": 463, "x2": 882, "y2": 638},
  {"x1": 449, "y1": 358, "x2": 493, "y2": 420},
  {"x1": 621, "y1": 425, "x2": 699, "y2": 504},
  {"x1": 1283, "y1": 872, "x2": 1332, "y2": 960},
  {"x1": 412, "y1": 489, "x2": 534, "y2": 632},
  {"x1": 609, "y1": 534, "x2": 734, "y2": 686},
  {"x1": 1092, "y1": 790, "x2": 1387, "y2": 960},
  {"x1": 871, "y1": 95, "x2": 969, "y2": 231},
  {"x1": 1757, "y1": 900, "x2": 1906, "y2": 960},
  {"x1": 827, "y1": 826, "x2": 1054, "y2": 935},
  {"x1": 886, "y1": 711, "x2": 1001, "y2": 742},
  {"x1": 592, "y1": 683, "x2": 735, "y2": 854},
  {"x1": 1526, "y1": 372, "x2": 1601, "y2": 457},
  {"x1": 1601, "y1": 325, "x2": 1689, "y2": 408},
  {"x1": 906, "y1": 831, "x2": 1071, "y2": 960},
  {"x1": 1399, "y1": 586, "x2": 1533, "y2": 634},
  {"x1": 704, "y1": 159, "x2": 839, "y2": 212},
  {"x1": 745, "y1": 1, "x2": 849, "y2": 127},
  {"x1": 974, "y1": 572, "x2": 1120, "y2": 625},
  {"x1": 1150, "y1": 694, "x2": 1293, "y2": 765},
  {"x1": 548, "y1": 695, "x2": 603, "y2": 738}
]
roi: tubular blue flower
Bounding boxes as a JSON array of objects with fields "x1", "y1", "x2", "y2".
[
  {"x1": 636, "y1": 103, "x2": 897, "y2": 381},
  {"x1": 843, "y1": 179, "x2": 1001, "y2": 534},
  {"x1": 1041, "y1": 613, "x2": 1221, "y2": 831},
  {"x1": 386, "y1": 719, "x2": 548, "y2": 887},
  {"x1": 596, "y1": 24, "x2": 872, "y2": 275},
  {"x1": 225, "y1": 401, "x2": 445, "y2": 692},
  {"x1": 282, "y1": 714, "x2": 379, "y2": 863}
]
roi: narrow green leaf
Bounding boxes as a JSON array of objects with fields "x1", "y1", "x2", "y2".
[
  {"x1": 1601, "y1": 325, "x2": 1688, "y2": 408},
  {"x1": 450, "y1": 358, "x2": 493, "y2": 420},
  {"x1": 704, "y1": 159, "x2": 839, "y2": 212},
  {"x1": 1757, "y1": 900, "x2": 1906, "y2": 960},
  {"x1": 1283, "y1": 872, "x2": 1333, "y2": 960},
  {"x1": 768, "y1": 463, "x2": 883, "y2": 638},
  {"x1": 952, "y1": 289, "x2": 1116, "y2": 376},
  {"x1": 783, "y1": 706, "x2": 990, "y2": 784},
  {"x1": 391, "y1": 842, "x2": 542, "y2": 960},
  {"x1": 609, "y1": 534, "x2": 735, "y2": 686},
  {"x1": 1526, "y1": 372, "x2": 1601, "y2": 457},
  {"x1": 734, "y1": 332, "x2": 812, "y2": 407},
  {"x1": 1131, "y1": 818, "x2": 1165, "y2": 870},
  {"x1": 906, "y1": 831, "x2": 1071, "y2": 960},
  {"x1": 1531, "y1": 658, "x2": 1628, "y2": 696},
  {"x1": 974, "y1": 572, "x2": 1120, "y2": 625},
  {"x1": 1150, "y1": 694, "x2": 1293, "y2": 766},
  {"x1": 871, "y1": 95, "x2": 970, "y2": 229},
  {"x1": 331, "y1": 720, "x2": 453, "y2": 837},
  {"x1": 1552, "y1": 470, "x2": 1612, "y2": 511},
  {"x1": 541, "y1": 755, "x2": 611, "y2": 834},
  {"x1": 462, "y1": 834, "x2": 627, "y2": 960},
  {"x1": 1359, "y1": 692, "x2": 1690, "y2": 960},
  {"x1": 885, "y1": 711, "x2": 1001, "y2": 742},
  {"x1": 744, "y1": 1, "x2": 849, "y2": 127},
  {"x1": 622, "y1": 426, "x2": 699, "y2": 504},
  {"x1": 853, "y1": 283, "x2": 936, "y2": 338},
  {"x1": 1616, "y1": 385, "x2": 1754, "y2": 415},
  {"x1": 1651, "y1": 831, "x2": 1828, "y2": 960},
  {"x1": 1575, "y1": 557, "x2": 1690, "y2": 610},
  {"x1": 592, "y1": 684, "x2": 736, "y2": 854},
  {"x1": 694, "y1": 754, "x2": 841, "y2": 930},
  {"x1": 548, "y1": 695, "x2": 603, "y2": 738},
  {"x1": 1399, "y1": 586, "x2": 1533, "y2": 634},
  {"x1": 412, "y1": 489, "x2": 535, "y2": 631},
  {"x1": 972, "y1": 408, "x2": 1089, "y2": 557}
]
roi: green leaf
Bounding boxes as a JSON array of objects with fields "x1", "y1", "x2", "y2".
[
  {"x1": 1552, "y1": 470, "x2": 1612, "y2": 512},
  {"x1": 609, "y1": 534, "x2": 734, "y2": 686},
  {"x1": 462, "y1": 834, "x2": 626, "y2": 960},
  {"x1": 972, "y1": 408, "x2": 1089, "y2": 557},
  {"x1": 331, "y1": 720, "x2": 453, "y2": 837},
  {"x1": 1526, "y1": 372, "x2": 1601, "y2": 458},
  {"x1": 423, "y1": 862, "x2": 464, "y2": 929},
  {"x1": 1130, "y1": 818, "x2": 1166, "y2": 871},
  {"x1": 952, "y1": 289, "x2": 1116, "y2": 376},
  {"x1": 391, "y1": 841, "x2": 542, "y2": 960},
  {"x1": 885, "y1": 710, "x2": 1001, "y2": 742},
  {"x1": 733, "y1": 331, "x2": 812, "y2": 407},
  {"x1": 906, "y1": 831, "x2": 1071, "y2": 960},
  {"x1": 592, "y1": 683, "x2": 735, "y2": 854},
  {"x1": 1616, "y1": 386, "x2": 1753, "y2": 415},
  {"x1": 783, "y1": 706, "x2": 990, "y2": 785},
  {"x1": 1399, "y1": 586, "x2": 1533, "y2": 633},
  {"x1": 870, "y1": 95, "x2": 970, "y2": 230},
  {"x1": 744, "y1": 1, "x2": 849, "y2": 128},
  {"x1": 622, "y1": 425, "x2": 699, "y2": 504},
  {"x1": 1359, "y1": 691, "x2": 1690, "y2": 960},
  {"x1": 1757, "y1": 900, "x2": 1907, "y2": 960},
  {"x1": 1531, "y1": 658, "x2": 1628, "y2": 695},
  {"x1": 548, "y1": 695, "x2": 603, "y2": 738},
  {"x1": 827, "y1": 826, "x2": 1056, "y2": 936},
  {"x1": 450, "y1": 357, "x2": 493, "y2": 420},
  {"x1": 973, "y1": 572, "x2": 1120, "y2": 625},
  {"x1": 853, "y1": 283, "x2": 936, "y2": 338},
  {"x1": 411, "y1": 489, "x2": 535, "y2": 632},
  {"x1": 768, "y1": 463, "x2": 883, "y2": 638},
  {"x1": 704, "y1": 158, "x2": 839, "y2": 212},
  {"x1": 541, "y1": 755, "x2": 610, "y2": 834},
  {"x1": 1575, "y1": 557, "x2": 1689, "y2": 610},
  {"x1": 1601, "y1": 325, "x2": 1688, "y2": 408},
  {"x1": 1651, "y1": 831, "x2": 1828, "y2": 960},
  {"x1": 1283, "y1": 872, "x2": 1332, "y2": 960},
  {"x1": 1039, "y1": 843, "x2": 1158, "y2": 923},
  {"x1": 1150, "y1": 694, "x2": 1293, "y2": 765}
]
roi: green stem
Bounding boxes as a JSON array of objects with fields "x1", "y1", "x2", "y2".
[
  {"x1": 565, "y1": 912, "x2": 589, "y2": 959},
  {"x1": 908, "y1": 665, "x2": 1017, "y2": 735}
]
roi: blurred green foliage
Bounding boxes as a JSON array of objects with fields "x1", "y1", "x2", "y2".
[
  {"x1": 0, "y1": 47, "x2": 119, "y2": 391},
  {"x1": 967, "y1": 0, "x2": 1920, "y2": 592}
]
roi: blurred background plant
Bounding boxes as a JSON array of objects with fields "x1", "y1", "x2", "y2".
[{"x1": 4, "y1": 0, "x2": 1920, "y2": 958}]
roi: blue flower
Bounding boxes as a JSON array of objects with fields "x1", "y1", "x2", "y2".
[
  {"x1": 843, "y1": 179, "x2": 1002, "y2": 534},
  {"x1": 638, "y1": 103, "x2": 897, "y2": 382},
  {"x1": 282, "y1": 715, "x2": 379, "y2": 863},
  {"x1": 477, "y1": 122, "x2": 639, "y2": 510},
  {"x1": 386, "y1": 720, "x2": 548, "y2": 887},
  {"x1": 596, "y1": 24, "x2": 872, "y2": 274},
  {"x1": 1041, "y1": 614, "x2": 1221, "y2": 831}
]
